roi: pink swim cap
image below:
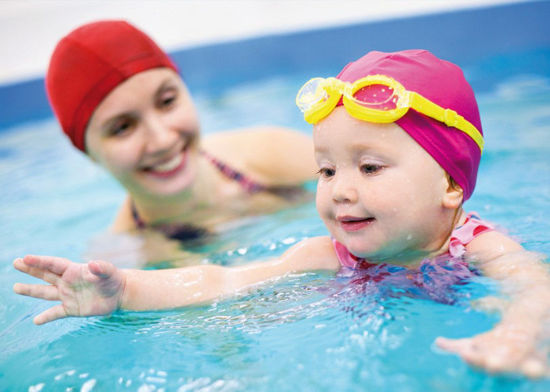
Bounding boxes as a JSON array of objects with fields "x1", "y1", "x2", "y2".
[
  {"x1": 336, "y1": 49, "x2": 483, "y2": 201},
  {"x1": 46, "y1": 20, "x2": 178, "y2": 152}
]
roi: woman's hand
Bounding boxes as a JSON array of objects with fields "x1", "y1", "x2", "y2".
[
  {"x1": 436, "y1": 324, "x2": 548, "y2": 378},
  {"x1": 13, "y1": 255, "x2": 126, "y2": 325}
]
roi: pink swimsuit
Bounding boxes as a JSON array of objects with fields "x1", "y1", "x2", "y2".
[
  {"x1": 329, "y1": 213, "x2": 495, "y2": 304},
  {"x1": 333, "y1": 212, "x2": 494, "y2": 269}
]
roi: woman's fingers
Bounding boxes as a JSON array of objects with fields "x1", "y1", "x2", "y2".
[
  {"x1": 33, "y1": 305, "x2": 67, "y2": 325},
  {"x1": 13, "y1": 283, "x2": 60, "y2": 301},
  {"x1": 23, "y1": 255, "x2": 71, "y2": 275}
]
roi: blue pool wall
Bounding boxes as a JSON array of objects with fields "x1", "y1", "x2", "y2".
[{"x1": 1, "y1": 1, "x2": 550, "y2": 131}]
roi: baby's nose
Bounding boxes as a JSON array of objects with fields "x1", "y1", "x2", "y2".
[{"x1": 332, "y1": 174, "x2": 358, "y2": 203}]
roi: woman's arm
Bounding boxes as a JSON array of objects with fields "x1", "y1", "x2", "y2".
[
  {"x1": 436, "y1": 231, "x2": 550, "y2": 377},
  {"x1": 13, "y1": 236, "x2": 339, "y2": 324}
]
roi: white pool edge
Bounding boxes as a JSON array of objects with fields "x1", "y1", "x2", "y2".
[{"x1": 0, "y1": 0, "x2": 528, "y2": 85}]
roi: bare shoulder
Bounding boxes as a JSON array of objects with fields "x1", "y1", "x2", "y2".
[
  {"x1": 282, "y1": 236, "x2": 340, "y2": 272},
  {"x1": 466, "y1": 228, "x2": 550, "y2": 282},
  {"x1": 202, "y1": 126, "x2": 316, "y2": 185},
  {"x1": 109, "y1": 196, "x2": 136, "y2": 233},
  {"x1": 466, "y1": 230, "x2": 524, "y2": 260}
]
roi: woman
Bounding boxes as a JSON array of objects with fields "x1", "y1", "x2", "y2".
[{"x1": 47, "y1": 20, "x2": 316, "y2": 262}]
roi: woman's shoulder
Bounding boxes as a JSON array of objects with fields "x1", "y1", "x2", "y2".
[
  {"x1": 201, "y1": 126, "x2": 312, "y2": 158},
  {"x1": 201, "y1": 126, "x2": 316, "y2": 186},
  {"x1": 109, "y1": 197, "x2": 136, "y2": 233}
]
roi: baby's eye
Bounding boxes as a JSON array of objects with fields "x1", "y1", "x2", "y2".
[
  {"x1": 360, "y1": 163, "x2": 382, "y2": 174},
  {"x1": 317, "y1": 167, "x2": 335, "y2": 178}
]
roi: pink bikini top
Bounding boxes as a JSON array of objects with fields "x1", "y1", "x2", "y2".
[{"x1": 333, "y1": 212, "x2": 494, "y2": 269}]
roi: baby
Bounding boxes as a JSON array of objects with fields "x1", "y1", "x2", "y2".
[{"x1": 13, "y1": 50, "x2": 550, "y2": 377}]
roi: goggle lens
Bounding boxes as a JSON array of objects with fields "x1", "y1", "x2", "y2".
[
  {"x1": 350, "y1": 84, "x2": 399, "y2": 111},
  {"x1": 296, "y1": 78, "x2": 329, "y2": 112},
  {"x1": 296, "y1": 74, "x2": 483, "y2": 153}
]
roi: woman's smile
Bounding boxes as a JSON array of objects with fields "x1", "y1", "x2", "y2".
[{"x1": 142, "y1": 149, "x2": 188, "y2": 179}]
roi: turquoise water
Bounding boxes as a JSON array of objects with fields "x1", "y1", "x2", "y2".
[{"x1": 1, "y1": 49, "x2": 550, "y2": 391}]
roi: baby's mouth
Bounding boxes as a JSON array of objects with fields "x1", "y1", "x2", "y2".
[{"x1": 338, "y1": 216, "x2": 375, "y2": 232}]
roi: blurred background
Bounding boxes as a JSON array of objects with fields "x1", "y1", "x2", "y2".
[
  {"x1": 0, "y1": 0, "x2": 521, "y2": 84},
  {"x1": 2, "y1": 2, "x2": 550, "y2": 391}
]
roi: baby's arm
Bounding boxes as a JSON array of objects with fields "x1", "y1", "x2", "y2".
[
  {"x1": 436, "y1": 231, "x2": 550, "y2": 377},
  {"x1": 123, "y1": 236, "x2": 337, "y2": 309},
  {"x1": 14, "y1": 237, "x2": 339, "y2": 324}
]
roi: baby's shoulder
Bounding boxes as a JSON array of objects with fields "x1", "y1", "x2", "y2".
[
  {"x1": 283, "y1": 236, "x2": 340, "y2": 272},
  {"x1": 466, "y1": 230, "x2": 523, "y2": 258},
  {"x1": 450, "y1": 212, "x2": 523, "y2": 260}
]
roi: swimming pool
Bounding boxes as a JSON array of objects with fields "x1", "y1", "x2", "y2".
[{"x1": 2, "y1": 3, "x2": 550, "y2": 391}]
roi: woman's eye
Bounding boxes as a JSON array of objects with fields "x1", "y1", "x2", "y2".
[
  {"x1": 161, "y1": 96, "x2": 176, "y2": 107},
  {"x1": 109, "y1": 120, "x2": 133, "y2": 137},
  {"x1": 158, "y1": 90, "x2": 178, "y2": 108},
  {"x1": 318, "y1": 168, "x2": 335, "y2": 177},
  {"x1": 361, "y1": 164, "x2": 382, "y2": 174}
]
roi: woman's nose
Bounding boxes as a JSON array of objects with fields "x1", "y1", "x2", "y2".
[
  {"x1": 143, "y1": 114, "x2": 178, "y2": 153},
  {"x1": 332, "y1": 173, "x2": 358, "y2": 203}
]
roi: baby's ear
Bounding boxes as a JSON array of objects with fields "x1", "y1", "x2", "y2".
[{"x1": 442, "y1": 175, "x2": 463, "y2": 209}]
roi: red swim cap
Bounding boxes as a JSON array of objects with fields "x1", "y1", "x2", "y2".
[
  {"x1": 46, "y1": 20, "x2": 178, "y2": 152},
  {"x1": 336, "y1": 50, "x2": 483, "y2": 201}
]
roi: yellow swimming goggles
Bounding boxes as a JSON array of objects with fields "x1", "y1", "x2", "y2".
[{"x1": 296, "y1": 74, "x2": 484, "y2": 152}]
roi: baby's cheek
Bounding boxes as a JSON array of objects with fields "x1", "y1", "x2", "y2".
[
  {"x1": 315, "y1": 192, "x2": 333, "y2": 225},
  {"x1": 315, "y1": 199, "x2": 330, "y2": 223},
  {"x1": 315, "y1": 184, "x2": 328, "y2": 208}
]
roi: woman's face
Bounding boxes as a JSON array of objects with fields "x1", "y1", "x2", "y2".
[{"x1": 85, "y1": 68, "x2": 201, "y2": 200}]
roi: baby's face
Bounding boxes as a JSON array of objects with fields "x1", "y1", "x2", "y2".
[{"x1": 314, "y1": 107, "x2": 452, "y2": 263}]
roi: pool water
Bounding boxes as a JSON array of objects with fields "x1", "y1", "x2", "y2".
[{"x1": 1, "y1": 48, "x2": 550, "y2": 391}]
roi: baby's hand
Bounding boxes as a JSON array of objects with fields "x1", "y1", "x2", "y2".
[
  {"x1": 13, "y1": 255, "x2": 125, "y2": 325},
  {"x1": 436, "y1": 325, "x2": 548, "y2": 378}
]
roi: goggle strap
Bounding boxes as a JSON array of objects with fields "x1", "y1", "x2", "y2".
[
  {"x1": 297, "y1": 76, "x2": 484, "y2": 153},
  {"x1": 409, "y1": 93, "x2": 484, "y2": 152}
]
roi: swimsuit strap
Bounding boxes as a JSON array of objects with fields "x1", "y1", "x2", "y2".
[
  {"x1": 130, "y1": 151, "x2": 267, "y2": 231},
  {"x1": 448, "y1": 212, "x2": 494, "y2": 258},
  {"x1": 200, "y1": 150, "x2": 267, "y2": 194},
  {"x1": 332, "y1": 238, "x2": 365, "y2": 269},
  {"x1": 131, "y1": 201, "x2": 146, "y2": 229},
  {"x1": 130, "y1": 200, "x2": 207, "y2": 241},
  {"x1": 332, "y1": 212, "x2": 494, "y2": 269}
]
